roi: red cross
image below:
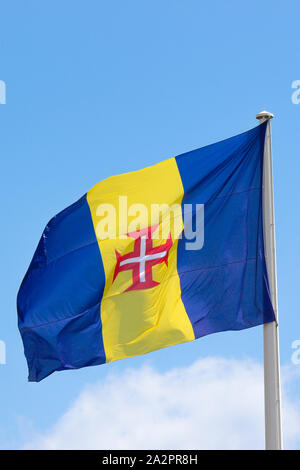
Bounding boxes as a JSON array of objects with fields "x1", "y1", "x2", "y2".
[{"x1": 113, "y1": 225, "x2": 173, "y2": 292}]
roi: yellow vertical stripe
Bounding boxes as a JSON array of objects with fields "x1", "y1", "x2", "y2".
[{"x1": 87, "y1": 158, "x2": 195, "y2": 362}]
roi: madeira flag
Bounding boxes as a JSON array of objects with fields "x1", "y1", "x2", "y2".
[{"x1": 17, "y1": 122, "x2": 275, "y2": 382}]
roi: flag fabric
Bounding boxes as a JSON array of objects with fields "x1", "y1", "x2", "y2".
[{"x1": 17, "y1": 122, "x2": 275, "y2": 382}]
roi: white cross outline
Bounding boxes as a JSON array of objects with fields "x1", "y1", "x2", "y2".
[{"x1": 119, "y1": 235, "x2": 167, "y2": 283}]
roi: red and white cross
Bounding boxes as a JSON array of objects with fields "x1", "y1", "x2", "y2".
[{"x1": 113, "y1": 225, "x2": 173, "y2": 292}]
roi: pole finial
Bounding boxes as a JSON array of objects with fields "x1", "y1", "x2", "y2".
[{"x1": 256, "y1": 110, "x2": 274, "y2": 122}]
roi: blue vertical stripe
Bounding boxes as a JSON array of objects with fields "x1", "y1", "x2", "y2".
[
  {"x1": 176, "y1": 122, "x2": 275, "y2": 339},
  {"x1": 17, "y1": 195, "x2": 106, "y2": 382}
]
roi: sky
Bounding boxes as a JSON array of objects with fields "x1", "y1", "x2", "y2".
[{"x1": 0, "y1": 0, "x2": 300, "y2": 450}]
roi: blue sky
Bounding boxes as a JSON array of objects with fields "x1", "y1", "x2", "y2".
[{"x1": 1, "y1": 0, "x2": 300, "y2": 449}]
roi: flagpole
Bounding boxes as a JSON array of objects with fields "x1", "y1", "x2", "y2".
[{"x1": 256, "y1": 111, "x2": 283, "y2": 450}]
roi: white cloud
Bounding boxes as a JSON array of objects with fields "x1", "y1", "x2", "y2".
[{"x1": 24, "y1": 357, "x2": 300, "y2": 450}]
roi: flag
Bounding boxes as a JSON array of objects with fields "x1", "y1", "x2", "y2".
[{"x1": 17, "y1": 122, "x2": 275, "y2": 382}]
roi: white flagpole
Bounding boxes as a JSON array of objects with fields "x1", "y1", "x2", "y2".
[{"x1": 256, "y1": 111, "x2": 282, "y2": 450}]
